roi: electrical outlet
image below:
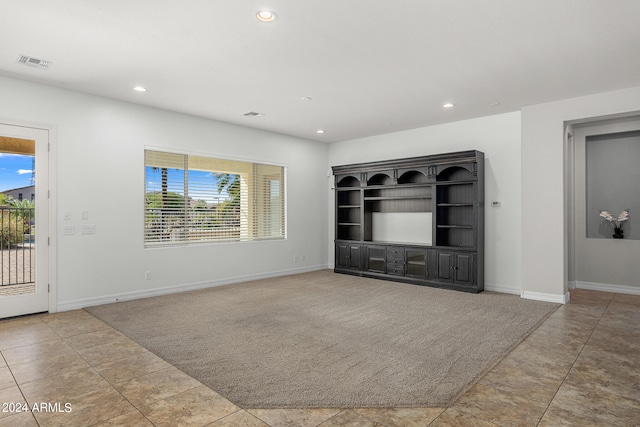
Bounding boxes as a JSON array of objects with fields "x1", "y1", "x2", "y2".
[
  {"x1": 294, "y1": 255, "x2": 298, "y2": 263},
  {"x1": 144, "y1": 271, "x2": 151, "y2": 280},
  {"x1": 81, "y1": 224, "x2": 96, "y2": 234},
  {"x1": 302, "y1": 254, "x2": 306, "y2": 261}
]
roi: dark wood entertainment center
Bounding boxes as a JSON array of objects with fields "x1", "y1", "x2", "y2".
[{"x1": 333, "y1": 150, "x2": 484, "y2": 293}]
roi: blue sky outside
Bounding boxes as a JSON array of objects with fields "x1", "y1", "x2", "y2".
[
  {"x1": 0, "y1": 153, "x2": 34, "y2": 192},
  {"x1": 145, "y1": 166, "x2": 234, "y2": 205}
]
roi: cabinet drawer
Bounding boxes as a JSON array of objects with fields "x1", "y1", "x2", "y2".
[
  {"x1": 386, "y1": 247, "x2": 405, "y2": 260},
  {"x1": 387, "y1": 260, "x2": 404, "y2": 269},
  {"x1": 387, "y1": 266, "x2": 405, "y2": 276},
  {"x1": 387, "y1": 257, "x2": 404, "y2": 266}
]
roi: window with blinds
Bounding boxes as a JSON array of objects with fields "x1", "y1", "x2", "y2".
[{"x1": 144, "y1": 150, "x2": 286, "y2": 247}]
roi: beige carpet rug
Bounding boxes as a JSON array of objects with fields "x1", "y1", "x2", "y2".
[{"x1": 86, "y1": 270, "x2": 558, "y2": 408}]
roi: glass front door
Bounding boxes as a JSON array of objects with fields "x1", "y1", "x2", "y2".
[{"x1": 0, "y1": 123, "x2": 49, "y2": 318}]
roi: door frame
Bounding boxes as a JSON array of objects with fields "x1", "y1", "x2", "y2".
[{"x1": 0, "y1": 118, "x2": 57, "y2": 315}]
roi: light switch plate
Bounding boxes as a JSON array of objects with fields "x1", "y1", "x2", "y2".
[{"x1": 81, "y1": 224, "x2": 96, "y2": 234}]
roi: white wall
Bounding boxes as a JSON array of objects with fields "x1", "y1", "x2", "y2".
[
  {"x1": 7, "y1": 73, "x2": 638, "y2": 309},
  {"x1": 522, "y1": 85, "x2": 640, "y2": 302},
  {"x1": 328, "y1": 112, "x2": 523, "y2": 293},
  {"x1": 0, "y1": 76, "x2": 329, "y2": 310}
]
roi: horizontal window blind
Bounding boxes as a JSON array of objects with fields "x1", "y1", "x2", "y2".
[{"x1": 144, "y1": 150, "x2": 286, "y2": 247}]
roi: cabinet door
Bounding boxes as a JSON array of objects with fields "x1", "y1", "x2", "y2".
[
  {"x1": 426, "y1": 249, "x2": 437, "y2": 280},
  {"x1": 336, "y1": 243, "x2": 350, "y2": 269},
  {"x1": 349, "y1": 245, "x2": 362, "y2": 269},
  {"x1": 453, "y1": 253, "x2": 475, "y2": 286},
  {"x1": 336, "y1": 243, "x2": 362, "y2": 270},
  {"x1": 365, "y1": 245, "x2": 386, "y2": 273},
  {"x1": 405, "y1": 249, "x2": 427, "y2": 278},
  {"x1": 437, "y1": 251, "x2": 476, "y2": 285},
  {"x1": 437, "y1": 252, "x2": 454, "y2": 282}
]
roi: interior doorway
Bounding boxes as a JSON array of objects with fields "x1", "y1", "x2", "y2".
[
  {"x1": 565, "y1": 114, "x2": 640, "y2": 294},
  {"x1": 0, "y1": 123, "x2": 50, "y2": 318}
]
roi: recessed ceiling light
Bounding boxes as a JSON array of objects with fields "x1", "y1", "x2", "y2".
[
  {"x1": 316, "y1": 129, "x2": 325, "y2": 134},
  {"x1": 442, "y1": 103, "x2": 455, "y2": 108},
  {"x1": 133, "y1": 86, "x2": 147, "y2": 92},
  {"x1": 256, "y1": 10, "x2": 277, "y2": 22}
]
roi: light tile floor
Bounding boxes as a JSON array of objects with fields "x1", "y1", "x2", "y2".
[{"x1": 0, "y1": 289, "x2": 638, "y2": 426}]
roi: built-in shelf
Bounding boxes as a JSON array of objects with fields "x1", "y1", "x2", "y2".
[
  {"x1": 333, "y1": 150, "x2": 484, "y2": 293},
  {"x1": 365, "y1": 196, "x2": 431, "y2": 201},
  {"x1": 435, "y1": 180, "x2": 476, "y2": 186}
]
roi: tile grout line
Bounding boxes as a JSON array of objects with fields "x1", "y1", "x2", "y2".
[
  {"x1": 1, "y1": 351, "x2": 37, "y2": 426},
  {"x1": 21, "y1": 313, "x2": 154, "y2": 427},
  {"x1": 4, "y1": 291, "x2": 634, "y2": 427},
  {"x1": 533, "y1": 292, "x2": 615, "y2": 426},
  {"x1": 423, "y1": 305, "x2": 565, "y2": 427},
  {"x1": 207, "y1": 409, "x2": 268, "y2": 427},
  {"x1": 317, "y1": 409, "x2": 361, "y2": 427},
  {"x1": 54, "y1": 321, "x2": 160, "y2": 427},
  {"x1": 1, "y1": 317, "x2": 50, "y2": 427},
  {"x1": 85, "y1": 359, "x2": 237, "y2": 426},
  {"x1": 70, "y1": 312, "x2": 247, "y2": 426},
  {"x1": 79, "y1": 309, "x2": 336, "y2": 427}
]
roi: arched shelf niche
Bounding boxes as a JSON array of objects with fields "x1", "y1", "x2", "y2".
[
  {"x1": 367, "y1": 173, "x2": 394, "y2": 186},
  {"x1": 436, "y1": 165, "x2": 474, "y2": 182},
  {"x1": 336, "y1": 175, "x2": 361, "y2": 188},
  {"x1": 398, "y1": 170, "x2": 429, "y2": 184}
]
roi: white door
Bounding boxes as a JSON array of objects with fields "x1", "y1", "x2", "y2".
[{"x1": 0, "y1": 123, "x2": 50, "y2": 318}]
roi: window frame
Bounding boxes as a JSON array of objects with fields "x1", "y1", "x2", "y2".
[{"x1": 144, "y1": 147, "x2": 287, "y2": 248}]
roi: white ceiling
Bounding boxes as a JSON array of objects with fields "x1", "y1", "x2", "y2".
[{"x1": 1, "y1": 0, "x2": 640, "y2": 143}]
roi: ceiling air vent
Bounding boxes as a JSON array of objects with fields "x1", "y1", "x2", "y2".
[
  {"x1": 16, "y1": 54, "x2": 52, "y2": 70},
  {"x1": 243, "y1": 111, "x2": 264, "y2": 117}
]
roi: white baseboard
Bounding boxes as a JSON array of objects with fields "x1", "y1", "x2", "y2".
[
  {"x1": 521, "y1": 290, "x2": 570, "y2": 304},
  {"x1": 69, "y1": 267, "x2": 626, "y2": 312},
  {"x1": 57, "y1": 264, "x2": 329, "y2": 312},
  {"x1": 567, "y1": 280, "x2": 577, "y2": 289},
  {"x1": 575, "y1": 281, "x2": 640, "y2": 295},
  {"x1": 484, "y1": 283, "x2": 520, "y2": 295}
]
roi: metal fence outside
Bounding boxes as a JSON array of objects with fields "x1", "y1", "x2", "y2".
[{"x1": 1, "y1": 207, "x2": 35, "y2": 287}]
